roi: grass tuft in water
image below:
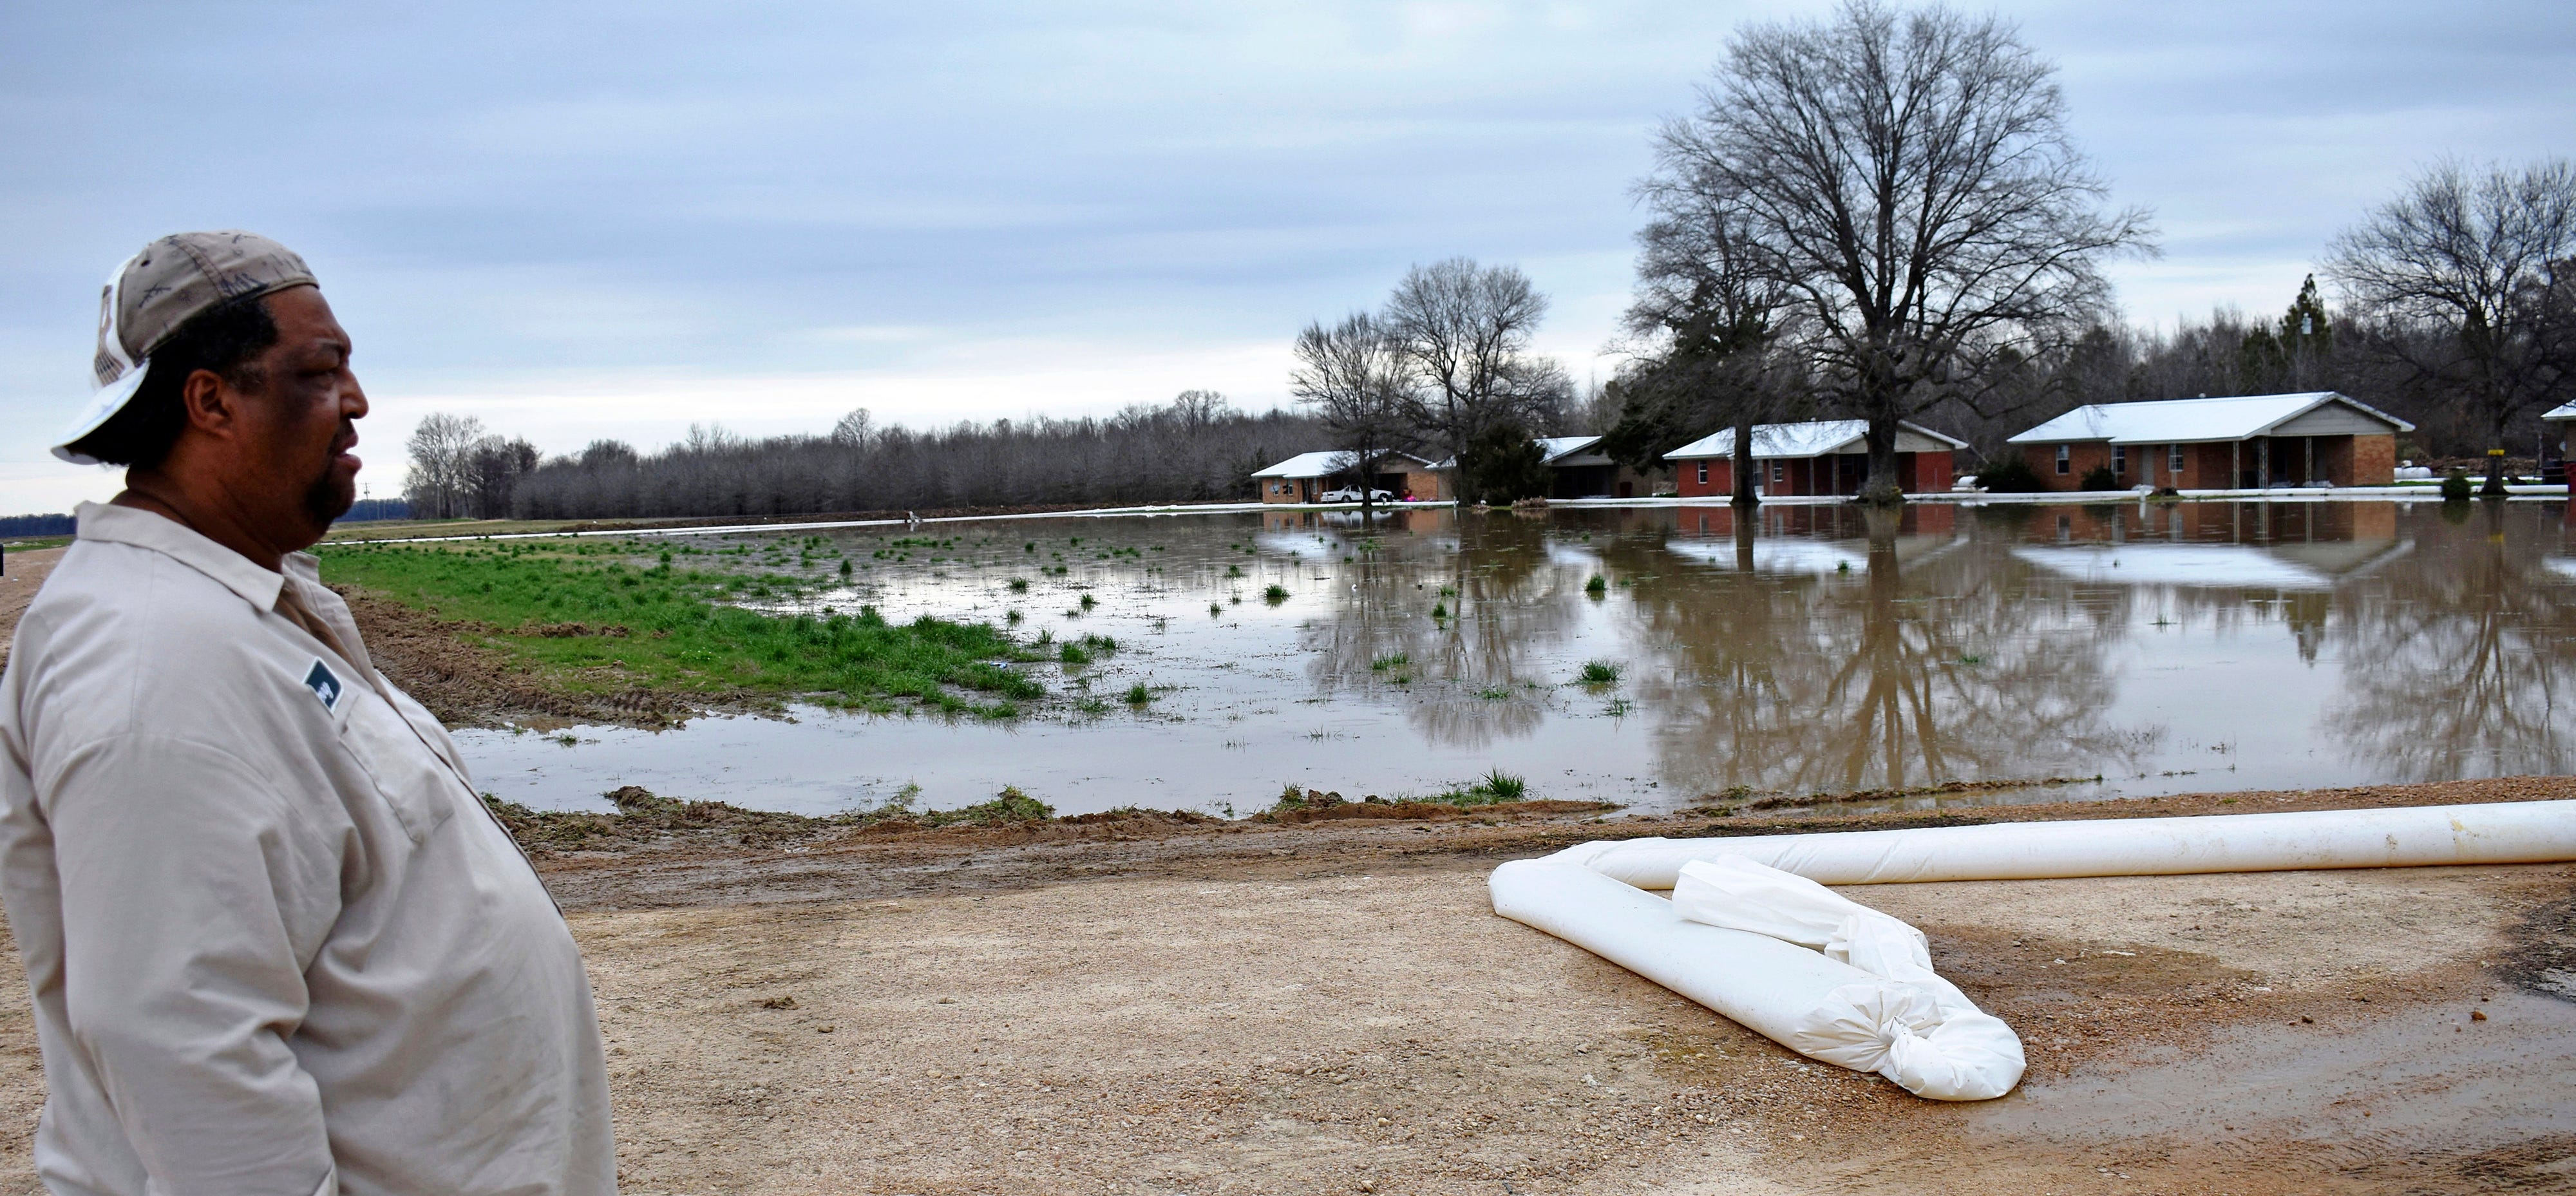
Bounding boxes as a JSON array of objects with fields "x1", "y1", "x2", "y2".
[
  {"x1": 1577, "y1": 660, "x2": 1621, "y2": 686},
  {"x1": 1263, "y1": 584, "x2": 1289, "y2": 605},
  {"x1": 1585, "y1": 574, "x2": 1607, "y2": 596},
  {"x1": 1370, "y1": 652, "x2": 1410, "y2": 672},
  {"x1": 1125, "y1": 683, "x2": 1153, "y2": 705},
  {"x1": 1434, "y1": 769, "x2": 1528, "y2": 806}
]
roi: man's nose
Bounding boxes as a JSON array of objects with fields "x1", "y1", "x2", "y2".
[{"x1": 343, "y1": 370, "x2": 370, "y2": 420}]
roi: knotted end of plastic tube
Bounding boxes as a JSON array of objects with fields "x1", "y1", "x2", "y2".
[{"x1": 1790, "y1": 982, "x2": 2025, "y2": 1101}]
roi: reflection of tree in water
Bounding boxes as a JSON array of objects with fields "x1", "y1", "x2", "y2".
[
  {"x1": 1300, "y1": 511, "x2": 1596, "y2": 750},
  {"x1": 2326, "y1": 502, "x2": 2576, "y2": 780},
  {"x1": 1622, "y1": 506, "x2": 2142, "y2": 797}
]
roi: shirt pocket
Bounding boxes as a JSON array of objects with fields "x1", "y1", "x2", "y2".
[{"x1": 338, "y1": 691, "x2": 462, "y2": 846}]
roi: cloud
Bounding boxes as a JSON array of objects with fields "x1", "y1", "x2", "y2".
[{"x1": 0, "y1": 0, "x2": 2567, "y2": 513}]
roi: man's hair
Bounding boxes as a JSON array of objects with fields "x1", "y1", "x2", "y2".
[{"x1": 69, "y1": 294, "x2": 281, "y2": 470}]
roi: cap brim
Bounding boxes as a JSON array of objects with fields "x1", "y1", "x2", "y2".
[{"x1": 51, "y1": 361, "x2": 151, "y2": 466}]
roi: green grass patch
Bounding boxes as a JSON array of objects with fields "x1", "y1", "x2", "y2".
[
  {"x1": 319, "y1": 542, "x2": 1045, "y2": 717},
  {"x1": 1263, "y1": 584, "x2": 1289, "y2": 605},
  {"x1": 1577, "y1": 660, "x2": 1621, "y2": 686},
  {"x1": 1435, "y1": 769, "x2": 1528, "y2": 806}
]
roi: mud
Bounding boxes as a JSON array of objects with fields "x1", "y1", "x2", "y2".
[{"x1": 0, "y1": 772, "x2": 2569, "y2": 1193}]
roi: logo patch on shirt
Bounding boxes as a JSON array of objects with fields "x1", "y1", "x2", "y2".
[{"x1": 303, "y1": 658, "x2": 345, "y2": 713}]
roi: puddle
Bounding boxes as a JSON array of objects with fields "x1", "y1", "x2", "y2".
[
  {"x1": 451, "y1": 498, "x2": 2576, "y2": 816},
  {"x1": 1974, "y1": 988, "x2": 2576, "y2": 1157}
]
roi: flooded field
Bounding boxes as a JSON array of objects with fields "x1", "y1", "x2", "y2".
[{"x1": 455, "y1": 498, "x2": 2576, "y2": 817}]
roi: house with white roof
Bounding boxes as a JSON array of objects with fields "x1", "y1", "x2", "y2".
[
  {"x1": 1415, "y1": 435, "x2": 1671, "y2": 499},
  {"x1": 1528, "y1": 435, "x2": 1671, "y2": 498},
  {"x1": 1660, "y1": 420, "x2": 1967, "y2": 498},
  {"x1": 2546, "y1": 401, "x2": 2575, "y2": 486},
  {"x1": 2004, "y1": 392, "x2": 2413, "y2": 491},
  {"x1": 1249, "y1": 450, "x2": 1444, "y2": 504}
]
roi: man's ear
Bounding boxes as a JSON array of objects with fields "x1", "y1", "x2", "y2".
[{"x1": 179, "y1": 368, "x2": 243, "y2": 439}]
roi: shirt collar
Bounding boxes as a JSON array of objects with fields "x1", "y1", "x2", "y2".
[{"x1": 75, "y1": 500, "x2": 288, "y2": 611}]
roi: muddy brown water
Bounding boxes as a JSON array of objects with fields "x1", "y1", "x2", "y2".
[
  {"x1": 453, "y1": 497, "x2": 2576, "y2": 817},
  {"x1": 1962, "y1": 988, "x2": 2576, "y2": 1190}
]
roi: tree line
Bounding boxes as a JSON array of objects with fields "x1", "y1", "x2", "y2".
[
  {"x1": 1595, "y1": 1, "x2": 2571, "y2": 502},
  {"x1": 412, "y1": 392, "x2": 1328, "y2": 521}
]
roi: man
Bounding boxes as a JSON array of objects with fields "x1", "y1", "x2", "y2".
[{"x1": 0, "y1": 232, "x2": 614, "y2": 1194}]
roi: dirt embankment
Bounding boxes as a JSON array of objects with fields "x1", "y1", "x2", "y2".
[{"x1": 0, "y1": 741, "x2": 2566, "y2": 1192}]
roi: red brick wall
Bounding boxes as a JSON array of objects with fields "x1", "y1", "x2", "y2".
[
  {"x1": 1260, "y1": 477, "x2": 1323, "y2": 504},
  {"x1": 2021, "y1": 442, "x2": 2114, "y2": 491},
  {"x1": 2348, "y1": 435, "x2": 2396, "y2": 486},
  {"x1": 1906, "y1": 450, "x2": 1955, "y2": 492},
  {"x1": 1674, "y1": 457, "x2": 1734, "y2": 498}
]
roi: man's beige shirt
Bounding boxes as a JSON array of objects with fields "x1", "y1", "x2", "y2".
[{"x1": 0, "y1": 504, "x2": 614, "y2": 1195}]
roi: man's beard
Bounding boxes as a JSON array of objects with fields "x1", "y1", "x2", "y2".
[
  {"x1": 306, "y1": 421, "x2": 359, "y2": 526},
  {"x1": 303, "y1": 470, "x2": 356, "y2": 526}
]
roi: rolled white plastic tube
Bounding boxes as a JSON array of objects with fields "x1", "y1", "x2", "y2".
[
  {"x1": 1489, "y1": 799, "x2": 2576, "y2": 1101},
  {"x1": 1553, "y1": 799, "x2": 2576, "y2": 890},
  {"x1": 1490, "y1": 857, "x2": 2023, "y2": 1100}
]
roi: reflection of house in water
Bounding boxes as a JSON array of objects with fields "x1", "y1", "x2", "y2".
[
  {"x1": 1260, "y1": 508, "x2": 1453, "y2": 536},
  {"x1": 2009, "y1": 502, "x2": 2410, "y2": 662},
  {"x1": 1672, "y1": 502, "x2": 1956, "y2": 539},
  {"x1": 1663, "y1": 503, "x2": 1962, "y2": 574},
  {"x1": 2011, "y1": 502, "x2": 2407, "y2": 589}
]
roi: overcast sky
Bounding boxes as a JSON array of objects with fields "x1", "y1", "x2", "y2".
[{"x1": 2, "y1": 1, "x2": 2569, "y2": 514}]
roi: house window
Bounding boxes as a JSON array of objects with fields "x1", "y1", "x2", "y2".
[
  {"x1": 2112, "y1": 444, "x2": 2126, "y2": 475},
  {"x1": 1770, "y1": 461, "x2": 1785, "y2": 484},
  {"x1": 2170, "y1": 444, "x2": 2185, "y2": 474},
  {"x1": 1696, "y1": 461, "x2": 1709, "y2": 484},
  {"x1": 2054, "y1": 445, "x2": 2071, "y2": 475}
]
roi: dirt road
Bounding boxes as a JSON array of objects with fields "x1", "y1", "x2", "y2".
[{"x1": 1, "y1": 779, "x2": 2565, "y2": 1195}]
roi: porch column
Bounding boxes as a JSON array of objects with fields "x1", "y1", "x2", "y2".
[
  {"x1": 2231, "y1": 441, "x2": 2241, "y2": 490},
  {"x1": 2304, "y1": 436, "x2": 2316, "y2": 486}
]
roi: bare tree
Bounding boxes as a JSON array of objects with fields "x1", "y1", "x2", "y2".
[
  {"x1": 1291, "y1": 314, "x2": 1416, "y2": 516},
  {"x1": 404, "y1": 412, "x2": 486, "y2": 519},
  {"x1": 1663, "y1": 1, "x2": 2154, "y2": 503},
  {"x1": 464, "y1": 436, "x2": 541, "y2": 518},
  {"x1": 1381, "y1": 258, "x2": 1570, "y2": 458},
  {"x1": 2327, "y1": 158, "x2": 2576, "y2": 495},
  {"x1": 829, "y1": 408, "x2": 874, "y2": 448},
  {"x1": 1606, "y1": 173, "x2": 1810, "y2": 505},
  {"x1": 1167, "y1": 389, "x2": 1234, "y2": 433}
]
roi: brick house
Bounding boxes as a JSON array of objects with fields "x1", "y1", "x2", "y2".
[
  {"x1": 2546, "y1": 401, "x2": 2574, "y2": 487},
  {"x1": 1660, "y1": 420, "x2": 1965, "y2": 498},
  {"x1": 1251, "y1": 450, "x2": 1445, "y2": 504},
  {"x1": 1531, "y1": 436, "x2": 1670, "y2": 498},
  {"x1": 2003, "y1": 392, "x2": 2412, "y2": 491},
  {"x1": 1417, "y1": 436, "x2": 1669, "y2": 500}
]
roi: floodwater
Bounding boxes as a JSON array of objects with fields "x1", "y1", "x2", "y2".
[
  {"x1": 1975, "y1": 986, "x2": 2576, "y2": 1170},
  {"x1": 455, "y1": 498, "x2": 2576, "y2": 817}
]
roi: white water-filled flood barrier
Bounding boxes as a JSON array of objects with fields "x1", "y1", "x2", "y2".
[
  {"x1": 451, "y1": 498, "x2": 2576, "y2": 817},
  {"x1": 1494, "y1": 800, "x2": 2576, "y2": 1099}
]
